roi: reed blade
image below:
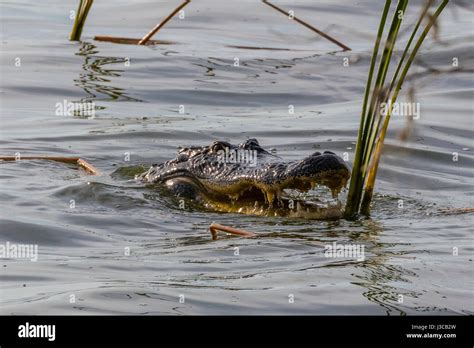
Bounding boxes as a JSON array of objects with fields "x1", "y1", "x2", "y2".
[
  {"x1": 361, "y1": 0, "x2": 408, "y2": 172},
  {"x1": 344, "y1": 0, "x2": 392, "y2": 219},
  {"x1": 69, "y1": 0, "x2": 94, "y2": 41},
  {"x1": 363, "y1": 0, "x2": 432, "y2": 172},
  {"x1": 344, "y1": 0, "x2": 449, "y2": 218},
  {"x1": 360, "y1": 0, "x2": 449, "y2": 215}
]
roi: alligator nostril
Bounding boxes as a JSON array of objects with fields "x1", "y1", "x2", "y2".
[{"x1": 323, "y1": 151, "x2": 335, "y2": 155}]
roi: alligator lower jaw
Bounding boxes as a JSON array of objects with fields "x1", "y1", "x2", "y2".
[
  {"x1": 196, "y1": 169, "x2": 349, "y2": 219},
  {"x1": 257, "y1": 170, "x2": 350, "y2": 204},
  {"x1": 200, "y1": 169, "x2": 350, "y2": 204},
  {"x1": 204, "y1": 197, "x2": 344, "y2": 220}
]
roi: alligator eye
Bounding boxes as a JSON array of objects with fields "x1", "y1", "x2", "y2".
[
  {"x1": 211, "y1": 141, "x2": 231, "y2": 153},
  {"x1": 311, "y1": 151, "x2": 322, "y2": 156},
  {"x1": 323, "y1": 151, "x2": 335, "y2": 155},
  {"x1": 239, "y1": 138, "x2": 259, "y2": 150},
  {"x1": 211, "y1": 142, "x2": 224, "y2": 152}
]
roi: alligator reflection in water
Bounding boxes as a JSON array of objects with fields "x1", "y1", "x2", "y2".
[{"x1": 74, "y1": 41, "x2": 142, "y2": 113}]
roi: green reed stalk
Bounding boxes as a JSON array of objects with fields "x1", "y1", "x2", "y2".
[
  {"x1": 360, "y1": 0, "x2": 449, "y2": 215},
  {"x1": 363, "y1": 0, "x2": 432, "y2": 173},
  {"x1": 69, "y1": 0, "x2": 94, "y2": 41},
  {"x1": 344, "y1": 0, "x2": 392, "y2": 219},
  {"x1": 361, "y1": 0, "x2": 408, "y2": 169},
  {"x1": 344, "y1": 0, "x2": 449, "y2": 219}
]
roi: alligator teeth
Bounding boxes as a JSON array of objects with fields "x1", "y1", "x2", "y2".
[
  {"x1": 230, "y1": 193, "x2": 241, "y2": 202},
  {"x1": 266, "y1": 191, "x2": 275, "y2": 204}
]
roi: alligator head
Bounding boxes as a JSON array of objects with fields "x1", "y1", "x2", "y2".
[{"x1": 137, "y1": 139, "x2": 351, "y2": 218}]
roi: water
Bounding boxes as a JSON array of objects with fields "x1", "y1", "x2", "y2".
[{"x1": 0, "y1": 0, "x2": 473, "y2": 315}]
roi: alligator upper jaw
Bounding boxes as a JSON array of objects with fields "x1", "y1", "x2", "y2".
[
  {"x1": 268, "y1": 170, "x2": 350, "y2": 202},
  {"x1": 197, "y1": 153, "x2": 351, "y2": 204},
  {"x1": 160, "y1": 170, "x2": 347, "y2": 219},
  {"x1": 199, "y1": 168, "x2": 350, "y2": 205},
  {"x1": 167, "y1": 173, "x2": 348, "y2": 219},
  {"x1": 186, "y1": 161, "x2": 350, "y2": 208}
]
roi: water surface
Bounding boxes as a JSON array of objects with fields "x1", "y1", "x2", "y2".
[{"x1": 0, "y1": 0, "x2": 473, "y2": 315}]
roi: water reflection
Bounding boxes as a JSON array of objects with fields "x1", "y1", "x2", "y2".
[
  {"x1": 349, "y1": 219, "x2": 420, "y2": 315},
  {"x1": 74, "y1": 41, "x2": 142, "y2": 108}
]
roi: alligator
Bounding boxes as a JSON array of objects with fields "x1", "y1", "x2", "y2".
[{"x1": 137, "y1": 139, "x2": 351, "y2": 219}]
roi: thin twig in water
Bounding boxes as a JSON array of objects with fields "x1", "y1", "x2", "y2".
[
  {"x1": 138, "y1": 0, "x2": 191, "y2": 45},
  {"x1": 209, "y1": 223, "x2": 257, "y2": 240},
  {"x1": 438, "y1": 208, "x2": 474, "y2": 215},
  {"x1": 262, "y1": 0, "x2": 351, "y2": 51},
  {"x1": 94, "y1": 36, "x2": 175, "y2": 45},
  {"x1": 0, "y1": 156, "x2": 100, "y2": 175}
]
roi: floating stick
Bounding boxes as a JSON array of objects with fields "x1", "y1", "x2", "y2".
[
  {"x1": 0, "y1": 156, "x2": 100, "y2": 175},
  {"x1": 226, "y1": 45, "x2": 295, "y2": 51},
  {"x1": 262, "y1": 0, "x2": 351, "y2": 51},
  {"x1": 438, "y1": 207, "x2": 474, "y2": 215},
  {"x1": 209, "y1": 223, "x2": 257, "y2": 240},
  {"x1": 94, "y1": 36, "x2": 175, "y2": 45},
  {"x1": 138, "y1": 0, "x2": 191, "y2": 45}
]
